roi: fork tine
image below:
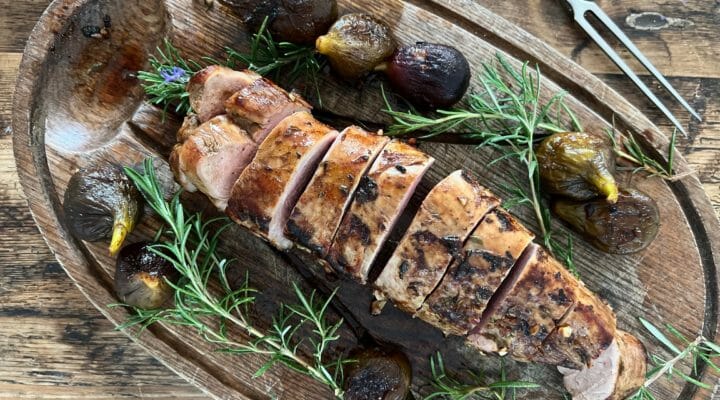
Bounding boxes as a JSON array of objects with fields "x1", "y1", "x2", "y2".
[
  {"x1": 584, "y1": 2, "x2": 702, "y2": 122},
  {"x1": 570, "y1": 8, "x2": 689, "y2": 136}
]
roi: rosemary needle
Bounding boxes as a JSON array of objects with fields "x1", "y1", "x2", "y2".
[{"x1": 118, "y1": 159, "x2": 351, "y2": 398}]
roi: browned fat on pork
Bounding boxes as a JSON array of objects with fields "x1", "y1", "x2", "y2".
[
  {"x1": 468, "y1": 243, "x2": 611, "y2": 363},
  {"x1": 285, "y1": 126, "x2": 389, "y2": 257},
  {"x1": 327, "y1": 140, "x2": 434, "y2": 284},
  {"x1": 226, "y1": 111, "x2": 338, "y2": 249},
  {"x1": 559, "y1": 330, "x2": 646, "y2": 400},
  {"x1": 374, "y1": 170, "x2": 499, "y2": 313},
  {"x1": 187, "y1": 66, "x2": 259, "y2": 122},
  {"x1": 416, "y1": 208, "x2": 534, "y2": 336},
  {"x1": 169, "y1": 115, "x2": 257, "y2": 210},
  {"x1": 225, "y1": 76, "x2": 311, "y2": 143}
]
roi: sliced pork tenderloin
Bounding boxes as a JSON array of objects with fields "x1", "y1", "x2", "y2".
[
  {"x1": 373, "y1": 170, "x2": 499, "y2": 314},
  {"x1": 187, "y1": 66, "x2": 258, "y2": 122},
  {"x1": 225, "y1": 76, "x2": 312, "y2": 143},
  {"x1": 226, "y1": 111, "x2": 338, "y2": 249},
  {"x1": 536, "y1": 278, "x2": 617, "y2": 368},
  {"x1": 285, "y1": 126, "x2": 389, "y2": 257},
  {"x1": 467, "y1": 244, "x2": 595, "y2": 362},
  {"x1": 169, "y1": 115, "x2": 257, "y2": 210},
  {"x1": 327, "y1": 140, "x2": 434, "y2": 284},
  {"x1": 415, "y1": 208, "x2": 534, "y2": 336},
  {"x1": 559, "y1": 330, "x2": 646, "y2": 400}
]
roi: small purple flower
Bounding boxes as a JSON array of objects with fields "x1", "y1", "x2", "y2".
[{"x1": 160, "y1": 66, "x2": 186, "y2": 83}]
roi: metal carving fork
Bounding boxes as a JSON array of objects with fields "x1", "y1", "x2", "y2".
[{"x1": 563, "y1": 0, "x2": 701, "y2": 135}]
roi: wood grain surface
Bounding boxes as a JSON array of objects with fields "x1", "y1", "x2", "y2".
[{"x1": 1, "y1": 0, "x2": 719, "y2": 399}]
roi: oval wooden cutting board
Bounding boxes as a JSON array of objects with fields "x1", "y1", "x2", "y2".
[{"x1": 12, "y1": 0, "x2": 720, "y2": 399}]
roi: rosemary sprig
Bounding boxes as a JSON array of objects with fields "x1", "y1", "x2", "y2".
[
  {"x1": 119, "y1": 159, "x2": 350, "y2": 398},
  {"x1": 627, "y1": 317, "x2": 720, "y2": 399},
  {"x1": 384, "y1": 54, "x2": 581, "y2": 274},
  {"x1": 606, "y1": 127, "x2": 692, "y2": 181},
  {"x1": 425, "y1": 353, "x2": 539, "y2": 400},
  {"x1": 137, "y1": 39, "x2": 202, "y2": 115},
  {"x1": 225, "y1": 17, "x2": 324, "y2": 96}
]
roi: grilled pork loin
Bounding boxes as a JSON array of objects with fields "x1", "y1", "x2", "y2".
[
  {"x1": 187, "y1": 66, "x2": 258, "y2": 122},
  {"x1": 224, "y1": 76, "x2": 311, "y2": 143},
  {"x1": 468, "y1": 243, "x2": 616, "y2": 368},
  {"x1": 374, "y1": 170, "x2": 499, "y2": 313},
  {"x1": 169, "y1": 115, "x2": 257, "y2": 210},
  {"x1": 559, "y1": 330, "x2": 647, "y2": 400},
  {"x1": 176, "y1": 66, "x2": 646, "y2": 399},
  {"x1": 226, "y1": 111, "x2": 338, "y2": 249},
  {"x1": 286, "y1": 126, "x2": 389, "y2": 257},
  {"x1": 327, "y1": 140, "x2": 434, "y2": 284},
  {"x1": 416, "y1": 208, "x2": 534, "y2": 336}
]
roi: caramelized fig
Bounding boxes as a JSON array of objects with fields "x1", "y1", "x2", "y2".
[
  {"x1": 316, "y1": 13, "x2": 396, "y2": 80},
  {"x1": 383, "y1": 42, "x2": 470, "y2": 109},
  {"x1": 553, "y1": 189, "x2": 659, "y2": 254},
  {"x1": 63, "y1": 163, "x2": 142, "y2": 255},
  {"x1": 222, "y1": 0, "x2": 338, "y2": 44},
  {"x1": 115, "y1": 242, "x2": 178, "y2": 309},
  {"x1": 344, "y1": 347, "x2": 411, "y2": 400},
  {"x1": 537, "y1": 132, "x2": 619, "y2": 203}
]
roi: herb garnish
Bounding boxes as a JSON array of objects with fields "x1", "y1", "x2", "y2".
[
  {"x1": 383, "y1": 54, "x2": 581, "y2": 275},
  {"x1": 138, "y1": 18, "x2": 323, "y2": 116},
  {"x1": 628, "y1": 318, "x2": 720, "y2": 399},
  {"x1": 607, "y1": 126, "x2": 693, "y2": 181},
  {"x1": 425, "y1": 353, "x2": 539, "y2": 400},
  {"x1": 118, "y1": 159, "x2": 351, "y2": 398}
]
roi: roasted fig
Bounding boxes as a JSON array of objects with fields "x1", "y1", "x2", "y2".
[
  {"x1": 63, "y1": 163, "x2": 142, "y2": 255},
  {"x1": 383, "y1": 42, "x2": 470, "y2": 109},
  {"x1": 316, "y1": 13, "x2": 396, "y2": 80},
  {"x1": 115, "y1": 242, "x2": 178, "y2": 309},
  {"x1": 344, "y1": 347, "x2": 411, "y2": 400},
  {"x1": 537, "y1": 132, "x2": 619, "y2": 203},
  {"x1": 222, "y1": 0, "x2": 338, "y2": 44},
  {"x1": 553, "y1": 188, "x2": 659, "y2": 254}
]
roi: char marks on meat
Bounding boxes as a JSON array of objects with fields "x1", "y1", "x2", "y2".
[
  {"x1": 374, "y1": 170, "x2": 499, "y2": 313},
  {"x1": 225, "y1": 75, "x2": 311, "y2": 143},
  {"x1": 327, "y1": 140, "x2": 434, "y2": 284},
  {"x1": 187, "y1": 66, "x2": 258, "y2": 123},
  {"x1": 416, "y1": 208, "x2": 534, "y2": 335},
  {"x1": 169, "y1": 115, "x2": 257, "y2": 210},
  {"x1": 286, "y1": 126, "x2": 389, "y2": 257},
  {"x1": 226, "y1": 111, "x2": 338, "y2": 249}
]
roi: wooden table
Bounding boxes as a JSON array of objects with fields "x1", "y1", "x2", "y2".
[{"x1": 1, "y1": 1, "x2": 718, "y2": 398}]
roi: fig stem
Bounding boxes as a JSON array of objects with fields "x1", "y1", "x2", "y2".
[
  {"x1": 373, "y1": 61, "x2": 388, "y2": 72},
  {"x1": 109, "y1": 207, "x2": 133, "y2": 255}
]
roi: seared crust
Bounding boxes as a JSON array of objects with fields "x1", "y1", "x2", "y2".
[
  {"x1": 226, "y1": 111, "x2": 334, "y2": 246},
  {"x1": 286, "y1": 127, "x2": 389, "y2": 257},
  {"x1": 469, "y1": 245, "x2": 579, "y2": 362},
  {"x1": 187, "y1": 66, "x2": 258, "y2": 122},
  {"x1": 536, "y1": 279, "x2": 617, "y2": 369},
  {"x1": 610, "y1": 330, "x2": 646, "y2": 400},
  {"x1": 327, "y1": 140, "x2": 434, "y2": 283},
  {"x1": 416, "y1": 208, "x2": 534, "y2": 335},
  {"x1": 374, "y1": 170, "x2": 499, "y2": 313},
  {"x1": 225, "y1": 76, "x2": 311, "y2": 143}
]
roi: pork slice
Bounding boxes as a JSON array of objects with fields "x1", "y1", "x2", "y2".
[
  {"x1": 536, "y1": 278, "x2": 616, "y2": 369},
  {"x1": 226, "y1": 111, "x2": 337, "y2": 249},
  {"x1": 285, "y1": 127, "x2": 389, "y2": 257},
  {"x1": 467, "y1": 243, "x2": 579, "y2": 362},
  {"x1": 187, "y1": 66, "x2": 259, "y2": 122},
  {"x1": 225, "y1": 76, "x2": 312, "y2": 143},
  {"x1": 416, "y1": 208, "x2": 534, "y2": 335},
  {"x1": 169, "y1": 115, "x2": 257, "y2": 210},
  {"x1": 327, "y1": 140, "x2": 434, "y2": 284},
  {"x1": 177, "y1": 114, "x2": 200, "y2": 142},
  {"x1": 558, "y1": 330, "x2": 646, "y2": 400},
  {"x1": 374, "y1": 170, "x2": 499, "y2": 313}
]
